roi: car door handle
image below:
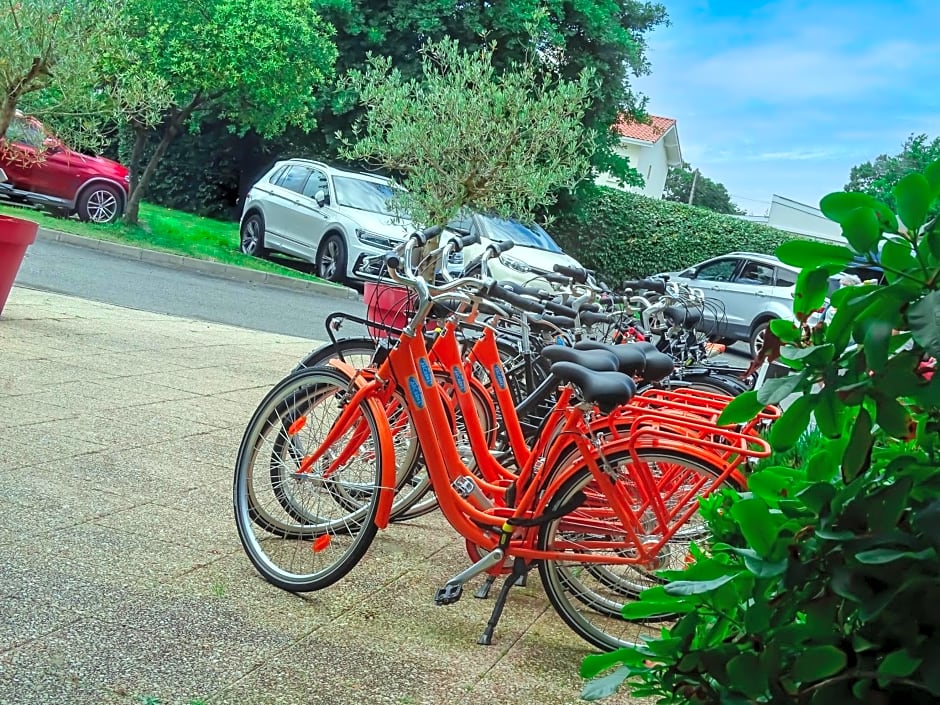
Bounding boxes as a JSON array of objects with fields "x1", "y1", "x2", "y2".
[{"x1": 756, "y1": 289, "x2": 767, "y2": 295}]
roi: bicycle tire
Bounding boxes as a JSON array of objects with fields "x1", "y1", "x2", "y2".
[
  {"x1": 650, "y1": 371, "x2": 748, "y2": 397},
  {"x1": 233, "y1": 367, "x2": 384, "y2": 592},
  {"x1": 537, "y1": 448, "x2": 740, "y2": 651},
  {"x1": 293, "y1": 336, "x2": 386, "y2": 372}
]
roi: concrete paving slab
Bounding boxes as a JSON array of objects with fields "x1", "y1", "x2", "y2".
[{"x1": 0, "y1": 288, "x2": 647, "y2": 705}]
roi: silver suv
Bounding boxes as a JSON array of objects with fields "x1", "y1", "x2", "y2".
[
  {"x1": 662, "y1": 252, "x2": 800, "y2": 357},
  {"x1": 239, "y1": 159, "x2": 417, "y2": 283}
]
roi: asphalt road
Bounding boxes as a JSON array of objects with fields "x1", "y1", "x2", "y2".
[
  {"x1": 13, "y1": 237, "x2": 753, "y2": 369},
  {"x1": 14, "y1": 237, "x2": 367, "y2": 340}
]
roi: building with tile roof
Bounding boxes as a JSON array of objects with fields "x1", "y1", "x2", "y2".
[{"x1": 596, "y1": 114, "x2": 683, "y2": 198}]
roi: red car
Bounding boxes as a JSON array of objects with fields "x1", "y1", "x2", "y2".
[{"x1": 0, "y1": 112, "x2": 130, "y2": 223}]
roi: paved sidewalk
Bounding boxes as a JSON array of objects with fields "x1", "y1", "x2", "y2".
[{"x1": 0, "y1": 287, "x2": 640, "y2": 705}]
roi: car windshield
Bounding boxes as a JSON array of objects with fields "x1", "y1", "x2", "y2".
[
  {"x1": 479, "y1": 215, "x2": 562, "y2": 253},
  {"x1": 333, "y1": 176, "x2": 395, "y2": 215}
]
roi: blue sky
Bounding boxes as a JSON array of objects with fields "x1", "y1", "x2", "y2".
[{"x1": 631, "y1": 0, "x2": 940, "y2": 214}]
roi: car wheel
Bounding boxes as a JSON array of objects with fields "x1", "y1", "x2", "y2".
[
  {"x1": 749, "y1": 320, "x2": 772, "y2": 359},
  {"x1": 240, "y1": 213, "x2": 267, "y2": 257},
  {"x1": 77, "y1": 184, "x2": 122, "y2": 224},
  {"x1": 317, "y1": 232, "x2": 347, "y2": 283}
]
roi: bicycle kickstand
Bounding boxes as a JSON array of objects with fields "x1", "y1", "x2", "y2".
[{"x1": 478, "y1": 558, "x2": 528, "y2": 646}]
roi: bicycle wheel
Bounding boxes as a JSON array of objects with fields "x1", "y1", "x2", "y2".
[
  {"x1": 233, "y1": 367, "x2": 385, "y2": 592},
  {"x1": 293, "y1": 336, "x2": 386, "y2": 372},
  {"x1": 537, "y1": 448, "x2": 739, "y2": 651},
  {"x1": 654, "y1": 372, "x2": 747, "y2": 397}
]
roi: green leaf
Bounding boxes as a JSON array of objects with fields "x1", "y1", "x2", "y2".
[
  {"x1": 925, "y1": 159, "x2": 940, "y2": 199},
  {"x1": 807, "y1": 449, "x2": 839, "y2": 481},
  {"x1": 717, "y1": 389, "x2": 765, "y2": 425},
  {"x1": 797, "y1": 482, "x2": 836, "y2": 514},
  {"x1": 881, "y1": 237, "x2": 918, "y2": 284},
  {"x1": 819, "y1": 191, "x2": 877, "y2": 224},
  {"x1": 780, "y1": 343, "x2": 834, "y2": 363},
  {"x1": 663, "y1": 574, "x2": 736, "y2": 596},
  {"x1": 855, "y1": 547, "x2": 933, "y2": 564},
  {"x1": 842, "y1": 408, "x2": 873, "y2": 481},
  {"x1": 581, "y1": 665, "x2": 630, "y2": 701},
  {"x1": 620, "y1": 599, "x2": 694, "y2": 619},
  {"x1": 909, "y1": 290, "x2": 940, "y2": 357},
  {"x1": 877, "y1": 649, "x2": 922, "y2": 679},
  {"x1": 862, "y1": 319, "x2": 894, "y2": 370},
  {"x1": 727, "y1": 653, "x2": 767, "y2": 698},
  {"x1": 580, "y1": 649, "x2": 635, "y2": 678},
  {"x1": 730, "y1": 498, "x2": 778, "y2": 557},
  {"x1": 770, "y1": 396, "x2": 813, "y2": 452},
  {"x1": 841, "y1": 206, "x2": 882, "y2": 253},
  {"x1": 793, "y1": 267, "x2": 833, "y2": 317},
  {"x1": 770, "y1": 318, "x2": 801, "y2": 343},
  {"x1": 775, "y1": 240, "x2": 854, "y2": 268},
  {"x1": 814, "y1": 390, "x2": 846, "y2": 438},
  {"x1": 756, "y1": 372, "x2": 805, "y2": 405},
  {"x1": 792, "y1": 646, "x2": 848, "y2": 683},
  {"x1": 874, "y1": 393, "x2": 912, "y2": 438},
  {"x1": 894, "y1": 172, "x2": 932, "y2": 233}
]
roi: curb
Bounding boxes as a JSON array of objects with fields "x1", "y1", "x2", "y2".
[{"x1": 35, "y1": 227, "x2": 362, "y2": 301}]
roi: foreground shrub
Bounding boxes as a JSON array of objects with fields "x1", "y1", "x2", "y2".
[
  {"x1": 551, "y1": 186, "x2": 789, "y2": 282},
  {"x1": 582, "y1": 162, "x2": 940, "y2": 703}
]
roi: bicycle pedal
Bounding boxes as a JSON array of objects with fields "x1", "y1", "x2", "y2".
[{"x1": 434, "y1": 582, "x2": 463, "y2": 606}]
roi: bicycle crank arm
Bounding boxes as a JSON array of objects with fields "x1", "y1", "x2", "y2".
[{"x1": 434, "y1": 548, "x2": 505, "y2": 605}]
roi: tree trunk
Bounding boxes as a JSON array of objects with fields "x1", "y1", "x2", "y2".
[
  {"x1": 124, "y1": 121, "x2": 180, "y2": 225},
  {"x1": 123, "y1": 94, "x2": 204, "y2": 225},
  {"x1": 0, "y1": 98, "x2": 18, "y2": 144},
  {"x1": 128, "y1": 126, "x2": 147, "y2": 194}
]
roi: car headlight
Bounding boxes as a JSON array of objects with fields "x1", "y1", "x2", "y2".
[
  {"x1": 356, "y1": 229, "x2": 398, "y2": 250},
  {"x1": 500, "y1": 255, "x2": 531, "y2": 273}
]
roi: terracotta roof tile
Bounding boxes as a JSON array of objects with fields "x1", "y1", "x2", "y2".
[{"x1": 613, "y1": 115, "x2": 676, "y2": 142}]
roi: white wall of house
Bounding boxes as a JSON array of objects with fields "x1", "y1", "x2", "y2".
[
  {"x1": 767, "y1": 195, "x2": 843, "y2": 242},
  {"x1": 595, "y1": 141, "x2": 670, "y2": 198}
]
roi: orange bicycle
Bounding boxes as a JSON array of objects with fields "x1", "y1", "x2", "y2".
[{"x1": 233, "y1": 228, "x2": 773, "y2": 650}]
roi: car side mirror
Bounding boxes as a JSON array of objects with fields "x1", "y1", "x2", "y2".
[
  {"x1": 682, "y1": 268, "x2": 696, "y2": 278},
  {"x1": 43, "y1": 138, "x2": 63, "y2": 155},
  {"x1": 314, "y1": 189, "x2": 328, "y2": 207}
]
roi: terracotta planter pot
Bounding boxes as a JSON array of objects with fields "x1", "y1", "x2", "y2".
[{"x1": 0, "y1": 215, "x2": 38, "y2": 315}]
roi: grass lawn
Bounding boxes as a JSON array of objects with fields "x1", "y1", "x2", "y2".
[{"x1": 0, "y1": 201, "x2": 334, "y2": 286}]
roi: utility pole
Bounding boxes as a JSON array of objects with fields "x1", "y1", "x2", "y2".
[{"x1": 687, "y1": 168, "x2": 699, "y2": 205}]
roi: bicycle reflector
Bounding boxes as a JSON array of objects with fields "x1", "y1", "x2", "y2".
[{"x1": 312, "y1": 535, "x2": 332, "y2": 553}]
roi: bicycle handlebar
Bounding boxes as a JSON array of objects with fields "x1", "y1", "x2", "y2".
[
  {"x1": 487, "y1": 281, "x2": 545, "y2": 314},
  {"x1": 553, "y1": 263, "x2": 589, "y2": 284},
  {"x1": 622, "y1": 278, "x2": 667, "y2": 295}
]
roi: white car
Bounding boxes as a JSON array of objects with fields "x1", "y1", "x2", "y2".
[
  {"x1": 239, "y1": 159, "x2": 418, "y2": 283},
  {"x1": 448, "y1": 212, "x2": 586, "y2": 290}
]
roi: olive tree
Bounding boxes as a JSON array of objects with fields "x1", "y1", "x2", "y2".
[
  {"x1": 0, "y1": 0, "x2": 152, "y2": 148},
  {"x1": 341, "y1": 37, "x2": 595, "y2": 238}
]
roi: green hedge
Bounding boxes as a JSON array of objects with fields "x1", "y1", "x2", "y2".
[{"x1": 550, "y1": 186, "x2": 792, "y2": 283}]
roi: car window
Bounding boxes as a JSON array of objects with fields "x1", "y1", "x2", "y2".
[
  {"x1": 775, "y1": 267, "x2": 798, "y2": 287},
  {"x1": 302, "y1": 168, "x2": 330, "y2": 200},
  {"x1": 479, "y1": 215, "x2": 562, "y2": 253},
  {"x1": 695, "y1": 259, "x2": 738, "y2": 282},
  {"x1": 4, "y1": 117, "x2": 44, "y2": 149},
  {"x1": 735, "y1": 261, "x2": 776, "y2": 286},
  {"x1": 275, "y1": 165, "x2": 312, "y2": 194},
  {"x1": 332, "y1": 176, "x2": 396, "y2": 214}
]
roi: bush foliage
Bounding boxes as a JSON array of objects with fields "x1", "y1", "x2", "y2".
[
  {"x1": 582, "y1": 161, "x2": 940, "y2": 705},
  {"x1": 551, "y1": 186, "x2": 790, "y2": 283}
]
